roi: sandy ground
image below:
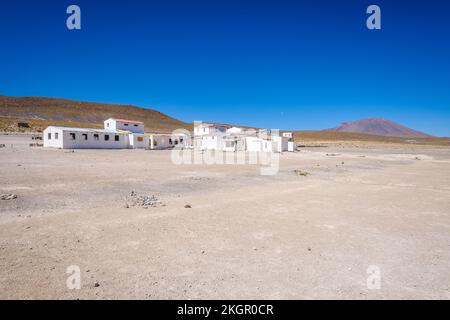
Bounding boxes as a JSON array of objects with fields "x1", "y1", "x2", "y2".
[{"x1": 0, "y1": 134, "x2": 449, "y2": 299}]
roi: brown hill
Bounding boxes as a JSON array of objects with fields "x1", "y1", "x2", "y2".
[
  {"x1": 0, "y1": 96, "x2": 190, "y2": 133},
  {"x1": 326, "y1": 118, "x2": 432, "y2": 138}
]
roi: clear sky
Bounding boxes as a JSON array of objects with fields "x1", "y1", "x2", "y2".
[{"x1": 1, "y1": 0, "x2": 449, "y2": 136}]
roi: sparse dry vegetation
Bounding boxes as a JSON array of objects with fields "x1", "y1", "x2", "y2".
[{"x1": 0, "y1": 96, "x2": 191, "y2": 133}]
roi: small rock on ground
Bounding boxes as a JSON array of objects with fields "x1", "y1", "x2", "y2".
[{"x1": 1, "y1": 194, "x2": 18, "y2": 200}]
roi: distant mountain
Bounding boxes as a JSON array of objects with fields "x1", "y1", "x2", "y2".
[
  {"x1": 326, "y1": 118, "x2": 433, "y2": 138},
  {"x1": 0, "y1": 96, "x2": 189, "y2": 132}
]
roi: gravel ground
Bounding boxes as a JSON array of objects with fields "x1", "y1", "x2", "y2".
[{"x1": 1, "y1": 134, "x2": 449, "y2": 299}]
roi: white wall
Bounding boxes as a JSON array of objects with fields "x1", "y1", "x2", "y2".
[
  {"x1": 227, "y1": 127, "x2": 243, "y2": 134},
  {"x1": 43, "y1": 127, "x2": 64, "y2": 148},
  {"x1": 271, "y1": 136, "x2": 290, "y2": 152},
  {"x1": 288, "y1": 141, "x2": 294, "y2": 152},
  {"x1": 200, "y1": 136, "x2": 220, "y2": 150},
  {"x1": 245, "y1": 137, "x2": 262, "y2": 152},
  {"x1": 61, "y1": 130, "x2": 129, "y2": 149},
  {"x1": 129, "y1": 133, "x2": 149, "y2": 149},
  {"x1": 194, "y1": 124, "x2": 227, "y2": 136},
  {"x1": 104, "y1": 119, "x2": 144, "y2": 134},
  {"x1": 150, "y1": 134, "x2": 189, "y2": 149},
  {"x1": 44, "y1": 127, "x2": 129, "y2": 149}
]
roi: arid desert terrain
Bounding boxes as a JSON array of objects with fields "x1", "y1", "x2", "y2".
[{"x1": 1, "y1": 134, "x2": 449, "y2": 299}]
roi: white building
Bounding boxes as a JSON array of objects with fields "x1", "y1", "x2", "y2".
[
  {"x1": 43, "y1": 126, "x2": 130, "y2": 149},
  {"x1": 194, "y1": 122, "x2": 228, "y2": 136},
  {"x1": 148, "y1": 133, "x2": 190, "y2": 150},
  {"x1": 44, "y1": 118, "x2": 190, "y2": 150},
  {"x1": 44, "y1": 118, "x2": 294, "y2": 152},
  {"x1": 193, "y1": 122, "x2": 295, "y2": 153},
  {"x1": 104, "y1": 118, "x2": 144, "y2": 133}
]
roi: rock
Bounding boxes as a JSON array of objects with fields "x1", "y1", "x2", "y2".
[
  {"x1": 184, "y1": 204, "x2": 192, "y2": 208},
  {"x1": 1, "y1": 194, "x2": 18, "y2": 200},
  {"x1": 293, "y1": 170, "x2": 309, "y2": 176},
  {"x1": 94, "y1": 282, "x2": 100, "y2": 287}
]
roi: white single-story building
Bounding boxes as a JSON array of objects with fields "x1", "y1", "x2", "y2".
[
  {"x1": 148, "y1": 133, "x2": 190, "y2": 150},
  {"x1": 43, "y1": 126, "x2": 130, "y2": 149}
]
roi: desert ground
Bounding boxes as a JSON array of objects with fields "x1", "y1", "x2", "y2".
[{"x1": 0, "y1": 134, "x2": 449, "y2": 299}]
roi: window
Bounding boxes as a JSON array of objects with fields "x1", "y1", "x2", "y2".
[
  {"x1": 82, "y1": 133, "x2": 88, "y2": 140},
  {"x1": 115, "y1": 135, "x2": 119, "y2": 141},
  {"x1": 169, "y1": 138, "x2": 173, "y2": 145},
  {"x1": 105, "y1": 135, "x2": 110, "y2": 141},
  {"x1": 106, "y1": 123, "x2": 109, "y2": 127},
  {"x1": 70, "y1": 133, "x2": 76, "y2": 140},
  {"x1": 124, "y1": 123, "x2": 129, "y2": 126},
  {"x1": 180, "y1": 138, "x2": 183, "y2": 143},
  {"x1": 175, "y1": 140, "x2": 179, "y2": 145},
  {"x1": 94, "y1": 134, "x2": 99, "y2": 140},
  {"x1": 137, "y1": 137, "x2": 143, "y2": 142},
  {"x1": 55, "y1": 133, "x2": 58, "y2": 139},
  {"x1": 48, "y1": 133, "x2": 51, "y2": 140},
  {"x1": 134, "y1": 124, "x2": 138, "y2": 127}
]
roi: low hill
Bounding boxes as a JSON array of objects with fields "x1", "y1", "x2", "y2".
[
  {"x1": 0, "y1": 96, "x2": 190, "y2": 133},
  {"x1": 293, "y1": 130, "x2": 450, "y2": 146},
  {"x1": 326, "y1": 118, "x2": 432, "y2": 138}
]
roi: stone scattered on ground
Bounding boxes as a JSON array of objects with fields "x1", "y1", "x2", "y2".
[
  {"x1": 125, "y1": 192, "x2": 163, "y2": 208},
  {"x1": 184, "y1": 204, "x2": 192, "y2": 208},
  {"x1": 1, "y1": 194, "x2": 18, "y2": 200},
  {"x1": 293, "y1": 169, "x2": 309, "y2": 176}
]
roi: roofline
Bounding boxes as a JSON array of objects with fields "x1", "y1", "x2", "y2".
[{"x1": 107, "y1": 118, "x2": 144, "y2": 124}]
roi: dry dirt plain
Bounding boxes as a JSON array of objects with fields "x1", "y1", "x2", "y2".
[{"x1": 0, "y1": 134, "x2": 449, "y2": 299}]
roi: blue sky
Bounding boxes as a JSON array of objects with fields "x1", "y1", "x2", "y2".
[{"x1": 1, "y1": 0, "x2": 449, "y2": 136}]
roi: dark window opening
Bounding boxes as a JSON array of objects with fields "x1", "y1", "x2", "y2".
[
  {"x1": 48, "y1": 133, "x2": 51, "y2": 140},
  {"x1": 82, "y1": 133, "x2": 88, "y2": 140},
  {"x1": 124, "y1": 123, "x2": 129, "y2": 126},
  {"x1": 55, "y1": 133, "x2": 58, "y2": 139},
  {"x1": 169, "y1": 138, "x2": 173, "y2": 145},
  {"x1": 105, "y1": 135, "x2": 110, "y2": 141},
  {"x1": 70, "y1": 133, "x2": 76, "y2": 140},
  {"x1": 94, "y1": 134, "x2": 99, "y2": 140},
  {"x1": 115, "y1": 135, "x2": 119, "y2": 141},
  {"x1": 134, "y1": 124, "x2": 138, "y2": 127}
]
